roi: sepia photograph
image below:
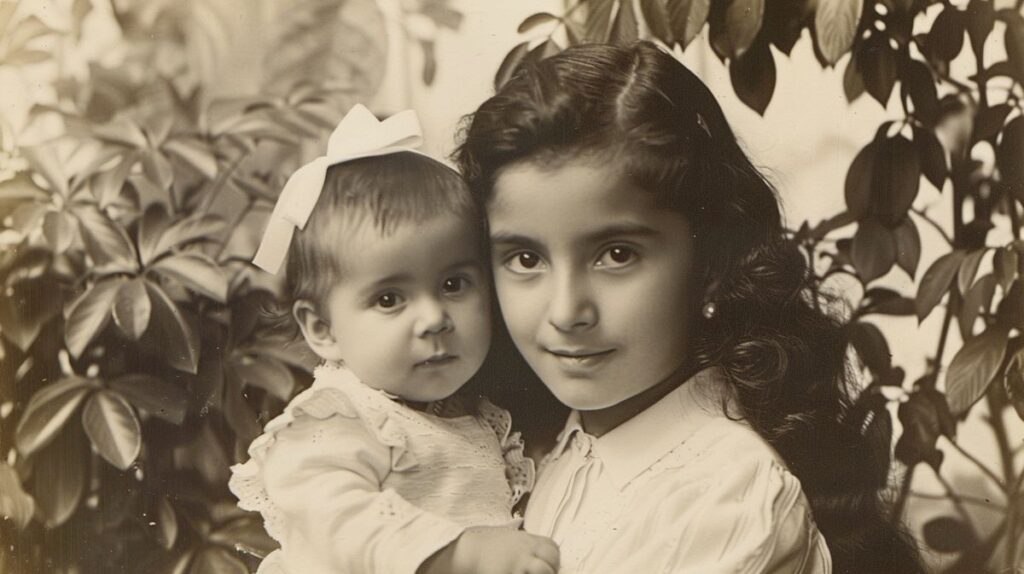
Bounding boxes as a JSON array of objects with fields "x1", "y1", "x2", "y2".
[{"x1": 1, "y1": 0, "x2": 1023, "y2": 572}]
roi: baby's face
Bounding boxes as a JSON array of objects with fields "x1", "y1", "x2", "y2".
[{"x1": 321, "y1": 212, "x2": 491, "y2": 402}]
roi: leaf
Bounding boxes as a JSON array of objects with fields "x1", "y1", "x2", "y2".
[
  {"x1": 4, "y1": 48, "x2": 49, "y2": 65},
  {"x1": 916, "y1": 250, "x2": 966, "y2": 322},
  {"x1": 957, "y1": 248, "x2": 987, "y2": 296},
  {"x1": 141, "y1": 150, "x2": 174, "y2": 191},
  {"x1": 928, "y1": 8, "x2": 964, "y2": 63},
  {"x1": 21, "y1": 145, "x2": 68, "y2": 197},
  {"x1": 73, "y1": 204, "x2": 139, "y2": 274},
  {"x1": 945, "y1": 325, "x2": 1010, "y2": 415},
  {"x1": 923, "y1": 516, "x2": 977, "y2": 552},
  {"x1": 954, "y1": 246, "x2": 987, "y2": 294},
  {"x1": 0, "y1": 171, "x2": 48, "y2": 202},
  {"x1": 874, "y1": 135, "x2": 921, "y2": 227},
  {"x1": 860, "y1": 40, "x2": 898, "y2": 106},
  {"x1": 893, "y1": 216, "x2": 921, "y2": 278},
  {"x1": 958, "y1": 273, "x2": 997, "y2": 339},
  {"x1": 82, "y1": 391, "x2": 142, "y2": 470},
  {"x1": 851, "y1": 218, "x2": 896, "y2": 283},
  {"x1": 188, "y1": 547, "x2": 248, "y2": 574},
  {"x1": 262, "y1": 0, "x2": 386, "y2": 98},
  {"x1": 112, "y1": 278, "x2": 151, "y2": 340},
  {"x1": 845, "y1": 140, "x2": 878, "y2": 219},
  {"x1": 843, "y1": 52, "x2": 865, "y2": 102},
  {"x1": 994, "y1": 246, "x2": 1019, "y2": 293},
  {"x1": 640, "y1": 0, "x2": 674, "y2": 44},
  {"x1": 860, "y1": 287, "x2": 916, "y2": 317},
  {"x1": 151, "y1": 215, "x2": 225, "y2": 260},
  {"x1": 610, "y1": 0, "x2": 639, "y2": 43},
  {"x1": 1004, "y1": 348, "x2": 1024, "y2": 421},
  {"x1": 848, "y1": 321, "x2": 891, "y2": 374},
  {"x1": 1006, "y1": 11, "x2": 1024, "y2": 83},
  {"x1": 163, "y1": 137, "x2": 218, "y2": 180},
  {"x1": 973, "y1": 103, "x2": 1012, "y2": 142},
  {"x1": 709, "y1": 0, "x2": 765, "y2": 60},
  {"x1": 229, "y1": 354, "x2": 295, "y2": 401},
  {"x1": 729, "y1": 39, "x2": 775, "y2": 115},
  {"x1": 42, "y1": 210, "x2": 75, "y2": 253},
  {"x1": 145, "y1": 282, "x2": 200, "y2": 374},
  {"x1": 815, "y1": 0, "x2": 862, "y2": 65},
  {"x1": 6, "y1": 15, "x2": 55, "y2": 57},
  {"x1": 914, "y1": 126, "x2": 947, "y2": 190},
  {"x1": 895, "y1": 389, "x2": 952, "y2": 469},
  {"x1": 0, "y1": 462, "x2": 34, "y2": 529},
  {"x1": 584, "y1": 0, "x2": 615, "y2": 42},
  {"x1": 494, "y1": 41, "x2": 530, "y2": 90},
  {"x1": 90, "y1": 151, "x2": 140, "y2": 210},
  {"x1": 108, "y1": 374, "x2": 189, "y2": 425},
  {"x1": 65, "y1": 278, "x2": 125, "y2": 358},
  {"x1": 90, "y1": 117, "x2": 148, "y2": 149},
  {"x1": 517, "y1": 12, "x2": 559, "y2": 34},
  {"x1": 965, "y1": 0, "x2": 994, "y2": 56},
  {"x1": 667, "y1": 0, "x2": 710, "y2": 49},
  {"x1": 997, "y1": 116, "x2": 1024, "y2": 203},
  {"x1": 0, "y1": 274, "x2": 63, "y2": 352},
  {"x1": 153, "y1": 497, "x2": 178, "y2": 550},
  {"x1": 904, "y1": 60, "x2": 938, "y2": 126},
  {"x1": 32, "y1": 425, "x2": 86, "y2": 527},
  {"x1": 208, "y1": 517, "x2": 278, "y2": 556},
  {"x1": 150, "y1": 253, "x2": 228, "y2": 303}
]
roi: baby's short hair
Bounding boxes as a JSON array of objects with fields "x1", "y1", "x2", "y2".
[{"x1": 282, "y1": 152, "x2": 480, "y2": 315}]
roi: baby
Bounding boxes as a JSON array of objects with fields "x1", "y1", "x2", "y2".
[{"x1": 229, "y1": 105, "x2": 559, "y2": 574}]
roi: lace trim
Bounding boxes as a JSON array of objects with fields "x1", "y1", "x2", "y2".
[
  {"x1": 477, "y1": 399, "x2": 536, "y2": 506},
  {"x1": 229, "y1": 364, "x2": 418, "y2": 540}
]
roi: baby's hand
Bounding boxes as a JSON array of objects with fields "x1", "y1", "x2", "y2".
[{"x1": 418, "y1": 526, "x2": 560, "y2": 574}]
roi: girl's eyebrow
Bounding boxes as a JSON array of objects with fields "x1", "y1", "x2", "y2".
[{"x1": 490, "y1": 224, "x2": 660, "y2": 248}]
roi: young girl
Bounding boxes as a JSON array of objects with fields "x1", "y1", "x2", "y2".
[
  {"x1": 456, "y1": 42, "x2": 923, "y2": 573},
  {"x1": 229, "y1": 105, "x2": 559, "y2": 574}
]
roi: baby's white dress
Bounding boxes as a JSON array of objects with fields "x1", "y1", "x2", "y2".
[{"x1": 229, "y1": 363, "x2": 534, "y2": 574}]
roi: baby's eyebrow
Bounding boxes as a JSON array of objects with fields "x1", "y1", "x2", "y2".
[{"x1": 444, "y1": 258, "x2": 483, "y2": 272}]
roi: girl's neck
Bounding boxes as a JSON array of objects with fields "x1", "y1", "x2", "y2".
[{"x1": 580, "y1": 361, "x2": 699, "y2": 438}]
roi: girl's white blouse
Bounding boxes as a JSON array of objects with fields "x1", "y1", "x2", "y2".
[
  {"x1": 523, "y1": 368, "x2": 833, "y2": 574},
  {"x1": 229, "y1": 363, "x2": 534, "y2": 574}
]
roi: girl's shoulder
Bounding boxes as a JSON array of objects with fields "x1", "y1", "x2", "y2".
[{"x1": 651, "y1": 415, "x2": 791, "y2": 481}]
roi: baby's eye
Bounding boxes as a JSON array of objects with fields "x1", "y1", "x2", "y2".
[
  {"x1": 595, "y1": 246, "x2": 638, "y2": 269},
  {"x1": 373, "y1": 292, "x2": 405, "y2": 310},
  {"x1": 503, "y1": 251, "x2": 547, "y2": 274},
  {"x1": 441, "y1": 275, "x2": 470, "y2": 295}
]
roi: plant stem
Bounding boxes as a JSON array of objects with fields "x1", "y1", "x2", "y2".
[
  {"x1": 911, "y1": 207, "x2": 953, "y2": 246},
  {"x1": 986, "y1": 391, "x2": 1020, "y2": 571},
  {"x1": 910, "y1": 490, "x2": 1002, "y2": 509},
  {"x1": 949, "y1": 439, "x2": 1006, "y2": 490},
  {"x1": 892, "y1": 467, "x2": 916, "y2": 523},
  {"x1": 933, "y1": 468, "x2": 981, "y2": 539}
]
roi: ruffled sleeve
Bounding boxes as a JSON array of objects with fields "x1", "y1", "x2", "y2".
[
  {"x1": 228, "y1": 368, "x2": 465, "y2": 574},
  {"x1": 476, "y1": 398, "x2": 536, "y2": 506},
  {"x1": 656, "y1": 457, "x2": 831, "y2": 573}
]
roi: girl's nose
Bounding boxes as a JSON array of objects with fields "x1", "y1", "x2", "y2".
[
  {"x1": 415, "y1": 299, "x2": 453, "y2": 337},
  {"x1": 547, "y1": 270, "x2": 598, "y2": 333}
]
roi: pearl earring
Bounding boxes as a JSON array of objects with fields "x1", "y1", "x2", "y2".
[{"x1": 701, "y1": 301, "x2": 717, "y2": 320}]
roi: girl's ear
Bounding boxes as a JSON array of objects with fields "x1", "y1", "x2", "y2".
[{"x1": 293, "y1": 300, "x2": 344, "y2": 362}]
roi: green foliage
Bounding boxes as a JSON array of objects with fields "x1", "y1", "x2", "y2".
[
  {"x1": 505, "y1": 0, "x2": 1024, "y2": 570},
  {"x1": 0, "y1": 0, "x2": 460, "y2": 571}
]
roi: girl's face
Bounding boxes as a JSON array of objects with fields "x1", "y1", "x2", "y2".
[
  {"x1": 305, "y1": 212, "x2": 491, "y2": 402},
  {"x1": 489, "y1": 158, "x2": 701, "y2": 431}
]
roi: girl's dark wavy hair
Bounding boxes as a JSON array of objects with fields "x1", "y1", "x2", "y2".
[{"x1": 455, "y1": 41, "x2": 922, "y2": 573}]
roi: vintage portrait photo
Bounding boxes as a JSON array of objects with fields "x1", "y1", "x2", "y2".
[{"x1": 1, "y1": 1, "x2": 1023, "y2": 572}]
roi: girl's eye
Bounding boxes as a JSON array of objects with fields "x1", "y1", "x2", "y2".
[
  {"x1": 441, "y1": 276, "x2": 469, "y2": 294},
  {"x1": 503, "y1": 251, "x2": 546, "y2": 274},
  {"x1": 374, "y1": 292, "x2": 405, "y2": 310},
  {"x1": 595, "y1": 246, "x2": 638, "y2": 269}
]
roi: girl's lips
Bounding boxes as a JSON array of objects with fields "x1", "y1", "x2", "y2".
[{"x1": 545, "y1": 348, "x2": 616, "y2": 369}]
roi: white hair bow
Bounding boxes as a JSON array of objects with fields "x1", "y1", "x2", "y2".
[{"x1": 252, "y1": 104, "x2": 428, "y2": 274}]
